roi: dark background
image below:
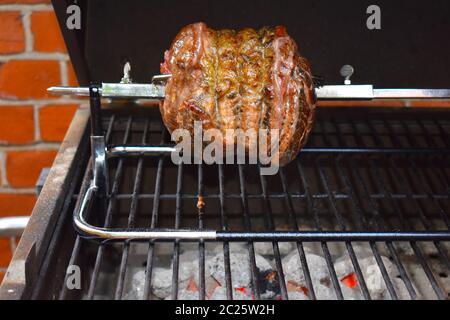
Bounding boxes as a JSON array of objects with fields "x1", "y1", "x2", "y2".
[{"x1": 56, "y1": 0, "x2": 450, "y2": 88}]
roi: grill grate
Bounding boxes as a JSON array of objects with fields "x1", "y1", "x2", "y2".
[{"x1": 31, "y1": 108, "x2": 450, "y2": 300}]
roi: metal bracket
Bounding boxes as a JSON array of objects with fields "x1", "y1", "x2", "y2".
[
  {"x1": 91, "y1": 136, "x2": 109, "y2": 197},
  {"x1": 89, "y1": 85, "x2": 102, "y2": 136},
  {"x1": 88, "y1": 85, "x2": 109, "y2": 224}
]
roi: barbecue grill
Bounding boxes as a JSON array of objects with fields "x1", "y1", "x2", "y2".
[{"x1": 1, "y1": 0, "x2": 450, "y2": 300}]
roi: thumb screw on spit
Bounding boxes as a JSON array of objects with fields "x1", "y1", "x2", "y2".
[
  {"x1": 340, "y1": 64, "x2": 354, "y2": 85},
  {"x1": 121, "y1": 62, "x2": 132, "y2": 84}
]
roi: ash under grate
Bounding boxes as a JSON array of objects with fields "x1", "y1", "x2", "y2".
[{"x1": 119, "y1": 241, "x2": 448, "y2": 300}]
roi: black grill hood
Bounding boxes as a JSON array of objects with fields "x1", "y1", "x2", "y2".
[{"x1": 52, "y1": 0, "x2": 450, "y2": 88}]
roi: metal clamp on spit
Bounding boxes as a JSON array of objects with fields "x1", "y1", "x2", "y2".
[{"x1": 51, "y1": 63, "x2": 450, "y2": 242}]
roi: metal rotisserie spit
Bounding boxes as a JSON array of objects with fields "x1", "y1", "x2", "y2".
[{"x1": 1, "y1": 0, "x2": 450, "y2": 300}]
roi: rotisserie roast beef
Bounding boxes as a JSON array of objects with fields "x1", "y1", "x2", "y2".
[{"x1": 160, "y1": 22, "x2": 316, "y2": 166}]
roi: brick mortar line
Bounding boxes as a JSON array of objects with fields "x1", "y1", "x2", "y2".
[
  {"x1": 21, "y1": 8, "x2": 33, "y2": 53},
  {"x1": 0, "y1": 4, "x2": 52, "y2": 11},
  {"x1": 60, "y1": 60, "x2": 68, "y2": 86},
  {"x1": 0, "y1": 187, "x2": 36, "y2": 194},
  {"x1": 0, "y1": 152, "x2": 7, "y2": 187},
  {"x1": 0, "y1": 52, "x2": 69, "y2": 61},
  {"x1": 0, "y1": 142, "x2": 60, "y2": 151},
  {"x1": 33, "y1": 104, "x2": 41, "y2": 141}
]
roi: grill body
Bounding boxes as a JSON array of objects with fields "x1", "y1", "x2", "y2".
[{"x1": 1, "y1": 105, "x2": 449, "y2": 300}]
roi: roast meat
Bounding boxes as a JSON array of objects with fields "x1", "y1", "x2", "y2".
[{"x1": 160, "y1": 22, "x2": 315, "y2": 166}]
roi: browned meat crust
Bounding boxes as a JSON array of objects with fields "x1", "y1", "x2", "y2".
[{"x1": 161, "y1": 22, "x2": 315, "y2": 166}]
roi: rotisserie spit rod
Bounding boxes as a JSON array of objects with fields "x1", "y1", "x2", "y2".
[{"x1": 47, "y1": 81, "x2": 450, "y2": 100}]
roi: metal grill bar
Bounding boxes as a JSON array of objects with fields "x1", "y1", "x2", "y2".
[
  {"x1": 348, "y1": 154, "x2": 417, "y2": 299},
  {"x1": 379, "y1": 122, "x2": 447, "y2": 299},
  {"x1": 107, "y1": 145, "x2": 450, "y2": 156},
  {"x1": 100, "y1": 193, "x2": 450, "y2": 201},
  {"x1": 170, "y1": 163, "x2": 183, "y2": 300},
  {"x1": 197, "y1": 164, "x2": 206, "y2": 300},
  {"x1": 143, "y1": 130, "x2": 166, "y2": 299},
  {"x1": 115, "y1": 118, "x2": 149, "y2": 299},
  {"x1": 275, "y1": 169, "x2": 317, "y2": 299},
  {"x1": 238, "y1": 165, "x2": 261, "y2": 299},
  {"x1": 337, "y1": 156, "x2": 399, "y2": 299},
  {"x1": 331, "y1": 121, "x2": 396, "y2": 299},
  {"x1": 30, "y1": 108, "x2": 450, "y2": 300},
  {"x1": 87, "y1": 115, "x2": 130, "y2": 299},
  {"x1": 218, "y1": 164, "x2": 233, "y2": 300},
  {"x1": 393, "y1": 162, "x2": 449, "y2": 299},
  {"x1": 259, "y1": 172, "x2": 289, "y2": 300},
  {"x1": 296, "y1": 162, "x2": 344, "y2": 299},
  {"x1": 381, "y1": 182, "x2": 436, "y2": 296},
  {"x1": 316, "y1": 161, "x2": 371, "y2": 299},
  {"x1": 356, "y1": 118, "x2": 448, "y2": 299}
]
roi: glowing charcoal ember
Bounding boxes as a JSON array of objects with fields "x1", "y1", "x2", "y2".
[
  {"x1": 287, "y1": 280, "x2": 309, "y2": 296},
  {"x1": 257, "y1": 269, "x2": 281, "y2": 299},
  {"x1": 340, "y1": 273, "x2": 358, "y2": 288},
  {"x1": 204, "y1": 275, "x2": 223, "y2": 298},
  {"x1": 341, "y1": 257, "x2": 393, "y2": 283},
  {"x1": 186, "y1": 277, "x2": 199, "y2": 292},
  {"x1": 334, "y1": 255, "x2": 400, "y2": 299},
  {"x1": 281, "y1": 251, "x2": 369, "y2": 300},
  {"x1": 286, "y1": 280, "x2": 309, "y2": 300},
  {"x1": 235, "y1": 287, "x2": 247, "y2": 294},
  {"x1": 124, "y1": 239, "x2": 439, "y2": 300}
]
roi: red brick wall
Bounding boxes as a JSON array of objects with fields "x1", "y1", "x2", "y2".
[{"x1": 0, "y1": 0, "x2": 81, "y2": 282}]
